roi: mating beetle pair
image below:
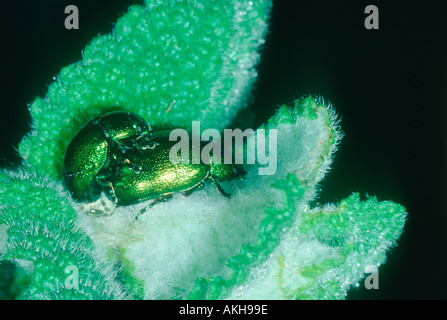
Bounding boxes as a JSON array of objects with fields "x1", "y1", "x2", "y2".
[{"x1": 63, "y1": 111, "x2": 244, "y2": 218}]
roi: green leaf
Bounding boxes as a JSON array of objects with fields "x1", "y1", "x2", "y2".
[{"x1": 0, "y1": 170, "x2": 128, "y2": 299}]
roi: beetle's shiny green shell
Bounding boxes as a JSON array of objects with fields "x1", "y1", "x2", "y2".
[
  {"x1": 63, "y1": 111, "x2": 151, "y2": 202},
  {"x1": 105, "y1": 135, "x2": 210, "y2": 206}
]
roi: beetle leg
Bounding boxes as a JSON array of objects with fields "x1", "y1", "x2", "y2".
[
  {"x1": 210, "y1": 176, "x2": 232, "y2": 198},
  {"x1": 135, "y1": 194, "x2": 173, "y2": 220},
  {"x1": 137, "y1": 137, "x2": 159, "y2": 151},
  {"x1": 96, "y1": 178, "x2": 120, "y2": 206},
  {"x1": 123, "y1": 158, "x2": 142, "y2": 173},
  {"x1": 181, "y1": 181, "x2": 205, "y2": 197},
  {"x1": 106, "y1": 181, "x2": 119, "y2": 205}
]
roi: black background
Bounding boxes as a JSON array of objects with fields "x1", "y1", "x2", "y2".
[{"x1": 0, "y1": 0, "x2": 446, "y2": 299}]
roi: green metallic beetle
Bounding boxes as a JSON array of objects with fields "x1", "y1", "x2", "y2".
[
  {"x1": 63, "y1": 111, "x2": 244, "y2": 218},
  {"x1": 63, "y1": 111, "x2": 153, "y2": 203}
]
